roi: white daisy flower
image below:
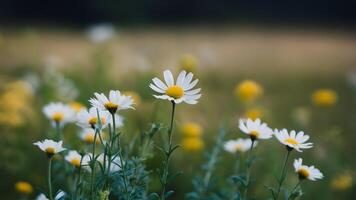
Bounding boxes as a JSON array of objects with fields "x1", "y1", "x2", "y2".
[
  {"x1": 43, "y1": 102, "x2": 75, "y2": 126},
  {"x1": 293, "y1": 158, "x2": 323, "y2": 181},
  {"x1": 79, "y1": 128, "x2": 102, "y2": 144},
  {"x1": 76, "y1": 107, "x2": 109, "y2": 129},
  {"x1": 89, "y1": 90, "x2": 134, "y2": 114},
  {"x1": 97, "y1": 154, "x2": 122, "y2": 173},
  {"x1": 238, "y1": 118, "x2": 273, "y2": 141},
  {"x1": 36, "y1": 190, "x2": 66, "y2": 200},
  {"x1": 33, "y1": 139, "x2": 66, "y2": 157},
  {"x1": 224, "y1": 138, "x2": 257, "y2": 154},
  {"x1": 65, "y1": 150, "x2": 82, "y2": 168},
  {"x1": 150, "y1": 70, "x2": 201, "y2": 104},
  {"x1": 274, "y1": 129, "x2": 313, "y2": 152}
]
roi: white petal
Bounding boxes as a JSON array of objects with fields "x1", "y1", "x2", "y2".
[{"x1": 163, "y1": 70, "x2": 174, "y2": 86}]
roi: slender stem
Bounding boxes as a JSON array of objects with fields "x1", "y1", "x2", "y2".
[
  {"x1": 287, "y1": 181, "x2": 301, "y2": 200},
  {"x1": 74, "y1": 156, "x2": 84, "y2": 200},
  {"x1": 48, "y1": 158, "x2": 53, "y2": 200},
  {"x1": 55, "y1": 122, "x2": 61, "y2": 140},
  {"x1": 160, "y1": 101, "x2": 176, "y2": 200},
  {"x1": 90, "y1": 128, "x2": 99, "y2": 199},
  {"x1": 243, "y1": 140, "x2": 255, "y2": 200},
  {"x1": 276, "y1": 149, "x2": 292, "y2": 200}
]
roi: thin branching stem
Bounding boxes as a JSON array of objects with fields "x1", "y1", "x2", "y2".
[
  {"x1": 243, "y1": 139, "x2": 255, "y2": 200},
  {"x1": 275, "y1": 149, "x2": 292, "y2": 200},
  {"x1": 287, "y1": 181, "x2": 301, "y2": 200},
  {"x1": 48, "y1": 157, "x2": 53, "y2": 200},
  {"x1": 160, "y1": 101, "x2": 176, "y2": 200}
]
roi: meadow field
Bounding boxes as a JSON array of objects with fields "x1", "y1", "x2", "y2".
[{"x1": 0, "y1": 26, "x2": 355, "y2": 200}]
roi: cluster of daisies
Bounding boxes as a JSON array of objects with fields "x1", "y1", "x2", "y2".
[
  {"x1": 224, "y1": 118, "x2": 323, "y2": 182},
  {"x1": 33, "y1": 90, "x2": 134, "y2": 199}
]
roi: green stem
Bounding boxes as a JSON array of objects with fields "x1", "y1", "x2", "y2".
[
  {"x1": 243, "y1": 140, "x2": 255, "y2": 200},
  {"x1": 275, "y1": 149, "x2": 292, "y2": 200},
  {"x1": 287, "y1": 181, "x2": 301, "y2": 200},
  {"x1": 90, "y1": 128, "x2": 99, "y2": 199},
  {"x1": 160, "y1": 101, "x2": 176, "y2": 200},
  {"x1": 48, "y1": 158, "x2": 53, "y2": 200},
  {"x1": 74, "y1": 156, "x2": 84, "y2": 200},
  {"x1": 118, "y1": 138, "x2": 130, "y2": 199},
  {"x1": 55, "y1": 122, "x2": 61, "y2": 140}
]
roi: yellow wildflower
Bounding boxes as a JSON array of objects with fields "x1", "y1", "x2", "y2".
[
  {"x1": 182, "y1": 138, "x2": 204, "y2": 151},
  {"x1": 234, "y1": 80, "x2": 263, "y2": 103},
  {"x1": 244, "y1": 108, "x2": 263, "y2": 120},
  {"x1": 330, "y1": 172, "x2": 353, "y2": 191},
  {"x1": 181, "y1": 122, "x2": 203, "y2": 137},
  {"x1": 180, "y1": 54, "x2": 198, "y2": 73},
  {"x1": 15, "y1": 181, "x2": 33, "y2": 195},
  {"x1": 68, "y1": 101, "x2": 85, "y2": 113},
  {"x1": 312, "y1": 89, "x2": 338, "y2": 107}
]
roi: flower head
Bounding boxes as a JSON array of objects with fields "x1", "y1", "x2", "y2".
[
  {"x1": 79, "y1": 128, "x2": 102, "y2": 144},
  {"x1": 76, "y1": 107, "x2": 109, "y2": 129},
  {"x1": 274, "y1": 129, "x2": 313, "y2": 152},
  {"x1": 43, "y1": 102, "x2": 75, "y2": 126},
  {"x1": 65, "y1": 150, "x2": 82, "y2": 168},
  {"x1": 33, "y1": 139, "x2": 66, "y2": 157},
  {"x1": 36, "y1": 191, "x2": 66, "y2": 200},
  {"x1": 244, "y1": 107, "x2": 263, "y2": 120},
  {"x1": 239, "y1": 118, "x2": 273, "y2": 141},
  {"x1": 181, "y1": 122, "x2": 203, "y2": 137},
  {"x1": 234, "y1": 80, "x2": 263, "y2": 103},
  {"x1": 330, "y1": 172, "x2": 353, "y2": 191},
  {"x1": 150, "y1": 70, "x2": 201, "y2": 104},
  {"x1": 15, "y1": 181, "x2": 33, "y2": 195},
  {"x1": 97, "y1": 154, "x2": 122, "y2": 172},
  {"x1": 182, "y1": 137, "x2": 204, "y2": 151},
  {"x1": 312, "y1": 89, "x2": 338, "y2": 107},
  {"x1": 68, "y1": 101, "x2": 86, "y2": 113},
  {"x1": 294, "y1": 158, "x2": 323, "y2": 181},
  {"x1": 180, "y1": 54, "x2": 198, "y2": 73},
  {"x1": 224, "y1": 138, "x2": 257, "y2": 154},
  {"x1": 89, "y1": 90, "x2": 134, "y2": 114}
]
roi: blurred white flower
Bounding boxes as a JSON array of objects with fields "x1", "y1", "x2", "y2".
[
  {"x1": 76, "y1": 107, "x2": 109, "y2": 129},
  {"x1": 79, "y1": 128, "x2": 103, "y2": 144},
  {"x1": 274, "y1": 129, "x2": 313, "y2": 152},
  {"x1": 36, "y1": 190, "x2": 66, "y2": 200},
  {"x1": 65, "y1": 150, "x2": 82, "y2": 168},
  {"x1": 43, "y1": 102, "x2": 75, "y2": 127},
  {"x1": 33, "y1": 139, "x2": 66, "y2": 157},
  {"x1": 89, "y1": 90, "x2": 134, "y2": 114},
  {"x1": 97, "y1": 153, "x2": 122, "y2": 173},
  {"x1": 224, "y1": 138, "x2": 257, "y2": 154},
  {"x1": 150, "y1": 70, "x2": 201, "y2": 104},
  {"x1": 294, "y1": 158, "x2": 323, "y2": 181},
  {"x1": 86, "y1": 23, "x2": 115, "y2": 44},
  {"x1": 239, "y1": 118, "x2": 273, "y2": 141}
]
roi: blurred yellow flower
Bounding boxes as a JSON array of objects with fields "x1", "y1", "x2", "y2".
[
  {"x1": 15, "y1": 181, "x2": 33, "y2": 195},
  {"x1": 122, "y1": 91, "x2": 142, "y2": 106},
  {"x1": 68, "y1": 101, "x2": 85, "y2": 113},
  {"x1": 234, "y1": 80, "x2": 263, "y2": 103},
  {"x1": 244, "y1": 108, "x2": 263, "y2": 120},
  {"x1": 181, "y1": 122, "x2": 203, "y2": 137},
  {"x1": 330, "y1": 172, "x2": 353, "y2": 191},
  {"x1": 312, "y1": 89, "x2": 338, "y2": 107},
  {"x1": 182, "y1": 137, "x2": 204, "y2": 151},
  {"x1": 180, "y1": 54, "x2": 198, "y2": 73}
]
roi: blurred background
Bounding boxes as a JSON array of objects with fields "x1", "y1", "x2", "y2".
[{"x1": 1, "y1": 0, "x2": 356, "y2": 199}]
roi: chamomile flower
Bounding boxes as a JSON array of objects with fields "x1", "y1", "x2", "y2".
[
  {"x1": 33, "y1": 139, "x2": 66, "y2": 157},
  {"x1": 65, "y1": 150, "x2": 82, "y2": 168},
  {"x1": 224, "y1": 138, "x2": 257, "y2": 154},
  {"x1": 89, "y1": 90, "x2": 134, "y2": 114},
  {"x1": 43, "y1": 102, "x2": 75, "y2": 126},
  {"x1": 97, "y1": 154, "x2": 122, "y2": 172},
  {"x1": 76, "y1": 107, "x2": 109, "y2": 129},
  {"x1": 15, "y1": 181, "x2": 33, "y2": 195},
  {"x1": 36, "y1": 191, "x2": 66, "y2": 200},
  {"x1": 150, "y1": 70, "x2": 201, "y2": 104},
  {"x1": 238, "y1": 118, "x2": 273, "y2": 141},
  {"x1": 79, "y1": 129, "x2": 102, "y2": 144},
  {"x1": 274, "y1": 129, "x2": 313, "y2": 152},
  {"x1": 294, "y1": 158, "x2": 323, "y2": 181}
]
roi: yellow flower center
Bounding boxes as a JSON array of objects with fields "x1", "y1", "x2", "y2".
[
  {"x1": 104, "y1": 102, "x2": 119, "y2": 113},
  {"x1": 249, "y1": 131, "x2": 259, "y2": 140},
  {"x1": 166, "y1": 85, "x2": 184, "y2": 99},
  {"x1": 88, "y1": 117, "x2": 106, "y2": 126},
  {"x1": 45, "y1": 147, "x2": 55, "y2": 154},
  {"x1": 70, "y1": 158, "x2": 81, "y2": 167},
  {"x1": 69, "y1": 102, "x2": 85, "y2": 112},
  {"x1": 182, "y1": 138, "x2": 204, "y2": 151},
  {"x1": 84, "y1": 133, "x2": 95, "y2": 143},
  {"x1": 285, "y1": 138, "x2": 299, "y2": 145},
  {"x1": 181, "y1": 123, "x2": 203, "y2": 137},
  {"x1": 52, "y1": 112, "x2": 64, "y2": 122},
  {"x1": 15, "y1": 181, "x2": 33, "y2": 194},
  {"x1": 234, "y1": 144, "x2": 243, "y2": 152},
  {"x1": 298, "y1": 168, "x2": 310, "y2": 179}
]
